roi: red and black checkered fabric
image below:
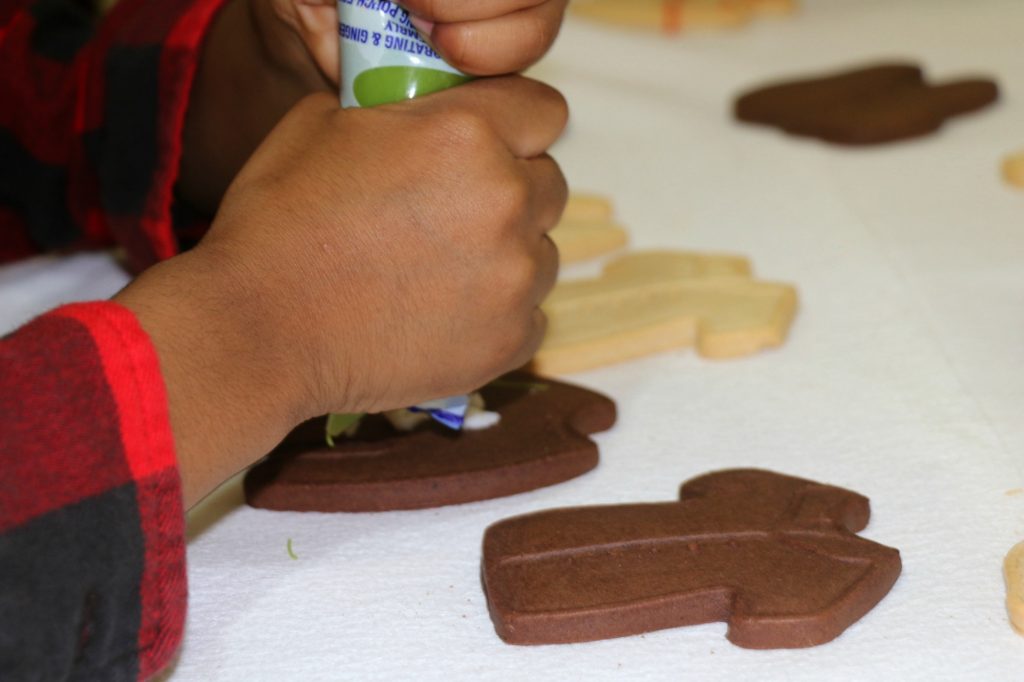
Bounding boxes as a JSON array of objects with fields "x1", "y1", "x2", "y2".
[
  {"x1": 1, "y1": 303, "x2": 186, "y2": 679},
  {"x1": 1, "y1": 0, "x2": 225, "y2": 271},
  {"x1": 1, "y1": 0, "x2": 230, "y2": 678}
]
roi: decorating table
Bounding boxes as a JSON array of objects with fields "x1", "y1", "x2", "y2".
[{"x1": 3, "y1": 1, "x2": 1023, "y2": 678}]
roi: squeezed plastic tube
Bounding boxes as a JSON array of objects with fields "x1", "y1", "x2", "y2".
[
  {"x1": 339, "y1": 0, "x2": 471, "y2": 108},
  {"x1": 337, "y1": 0, "x2": 473, "y2": 429}
]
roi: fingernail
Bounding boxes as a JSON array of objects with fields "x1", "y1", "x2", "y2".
[{"x1": 409, "y1": 15, "x2": 435, "y2": 39}]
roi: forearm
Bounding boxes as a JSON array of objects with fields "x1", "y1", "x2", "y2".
[{"x1": 176, "y1": 0, "x2": 332, "y2": 216}]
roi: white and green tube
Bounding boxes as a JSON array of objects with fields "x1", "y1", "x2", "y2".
[
  {"x1": 339, "y1": 0, "x2": 471, "y2": 108},
  {"x1": 336, "y1": 0, "x2": 473, "y2": 430}
]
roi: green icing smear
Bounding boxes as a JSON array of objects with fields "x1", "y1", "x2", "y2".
[
  {"x1": 354, "y1": 66, "x2": 472, "y2": 107},
  {"x1": 325, "y1": 413, "x2": 365, "y2": 447}
]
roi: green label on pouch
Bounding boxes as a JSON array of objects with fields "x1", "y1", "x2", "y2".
[{"x1": 354, "y1": 66, "x2": 472, "y2": 107}]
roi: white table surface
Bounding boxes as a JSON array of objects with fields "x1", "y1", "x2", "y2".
[{"x1": 3, "y1": 1, "x2": 1024, "y2": 679}]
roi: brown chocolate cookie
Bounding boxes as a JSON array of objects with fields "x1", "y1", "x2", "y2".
[
  {"x1": 482, "y1": 469, "x2": 901, "y2": 648},
  {"x1": 735, "y1": 62, "x2": 998, "y2": 144},
  {"x1": 244, "y1": 373, "x2": 616, "y2": 512}
]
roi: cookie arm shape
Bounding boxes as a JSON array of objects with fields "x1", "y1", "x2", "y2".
[
  {"x1": 726, "y1": 533, "x2": 901, "y2": 649},
  {"x1": 691, "y1": 279, "x2": 798, "y2": 358},
  {"x1": 535, "y1": 275, "x2": 797, "y2": 374},
  {"x1": 826, "y1": 79, "x2": 1000, "y2": 146},
  {"x1": 549, "y1": 219, "x2": 629, "y2": 264},
  {"x1": 924, "y1": 79, "x2": 999, "y2": 118},
  {"x1": 563, "y1": 194, "x2": 614, "y2": 223},
  {"x1": 601, "y1": 251, "x2": 751, "y2": 280}
]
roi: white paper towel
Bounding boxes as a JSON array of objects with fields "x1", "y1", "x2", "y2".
[{"x1": 4, "y1": 1, "x2": 1024, "y2": 679}]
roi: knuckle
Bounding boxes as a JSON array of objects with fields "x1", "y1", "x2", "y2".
[
  {"x1": 440, "y1": 108, "x2": 494, "y2": 149},
  {"x1": 498, "y1": 172, "x2": 532, "y2": 218},
  {"x1": 548, "y1": 161, "x2": 570, "y2": 209},
  {"x1": 520, "y1": 14, "x2": 559, "y2": 67},
  {"x1": 537, "y1": 83, "x2": 570, "y2": 131},
  {"x1": 502, "y1": 250, "x2": 540, "y2": 301},
  {"x1": 476, "y1": 170, "x2": 531, "y2": 239}
]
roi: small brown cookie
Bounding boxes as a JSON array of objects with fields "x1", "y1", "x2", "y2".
[
  {"x1": 244, "y1": 373, "x2": 616, "y2": 512},
  {"x1": 735, "y1": 63, "x2": 998, "y2": 144},
  {"x1": 482, "y1": 469, "x2": 901, "y2": 648}
]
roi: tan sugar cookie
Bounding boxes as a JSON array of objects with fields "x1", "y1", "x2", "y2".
[
  {"x1": 550, "y1": 219, "x2": 628, "y2": 264},
  {"x1": 1002, "y1": 151, "x2": 1024, "y2": 188},
  {"x1": 564, "y1": 193, "x2": 615, "y2": 223},
  {"x1": 533, "y1": 251, "x2": 797, "y2": 374},
  {"x1": 1005, "y1": 541, "x2": 1024, "y2": 634},
  {"x1": 549, "y1": 193, "x2": 628, "y2": 264},
  {"x1": 742, "y1": 0, "x2": 798, "y2": 16},
  {"x1": 570, "y1": 0, "x2": 751, "y2": 33}
]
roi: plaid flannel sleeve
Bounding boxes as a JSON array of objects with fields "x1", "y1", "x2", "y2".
[
  {"x1": 0, "y1": 0, "x2": 226, "y2": 271},
  {"x1": 0, "y1": 301, "x2": 185, "y2": 680}
]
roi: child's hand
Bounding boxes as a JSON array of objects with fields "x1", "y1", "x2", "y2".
[
  {"x1": 179, "y1": 0, "x2": 568, "y2": 215},
  {"x1": 119, "y1": 76, "x2": 568, "y2": 506},
  {"x1": 216, "y1": 78, "x2": 568, "y2": 415}
]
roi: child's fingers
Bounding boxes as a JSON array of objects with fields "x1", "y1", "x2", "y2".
[
  {"x1": 420, "y1": 76, "x2": 568, "y2": 159},
  {"x1": 430, "y1": 0, "x2": 568, "y2": 75},
  {"x1": 529, "y1": 236, "x2": 560, "y2": 307},
  {"x1": 291, "y1": 0, "x2": 341, "y2": 84},
  {"x1": 521, "y1": 154, "x2": 569, "y2": 236}
]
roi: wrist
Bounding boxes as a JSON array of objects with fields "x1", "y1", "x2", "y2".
[{"x1": 114, "y1": 246, "x2": 310, "y2": 507}]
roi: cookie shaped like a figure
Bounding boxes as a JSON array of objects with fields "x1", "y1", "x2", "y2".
[
  {"x1": 482, "y1": 469, "x2": 901, "y2": 648},
  {"x1": 570, "y1": 0, "x2": 797, "y2": 34},
  {"x1": 533, "y1": 251, "x2": 797, "y2": 374},
  {"x1": 244, "y1": 373, "x2": 616, "y2": 512},
  {"x1": 735, "y1": 63, "x2": 998, "y2": 145}
]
